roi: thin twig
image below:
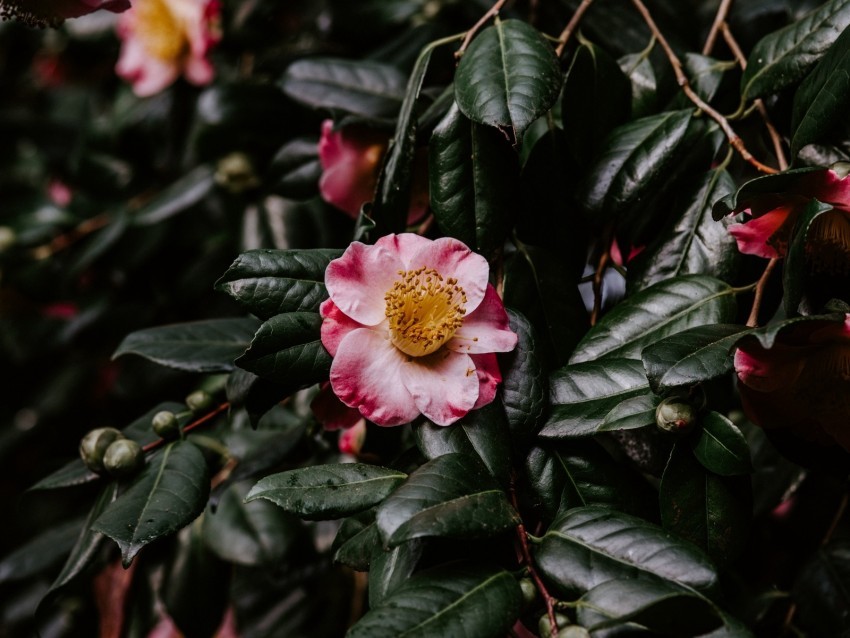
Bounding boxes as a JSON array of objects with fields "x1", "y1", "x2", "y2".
[
  {"x1": 628, "y1": 0, "x2": 779, "y2": 175},
  {"x1": 590, "y1": 249, "x2": 610, "y2": 327},
  {"x1": 555, "y1": 0, "x2": 595, "y2": 57},
  {"x1": 701, "y1": 0, "x2": 733, "y2": 55},
  {"x1": 455, "y1": 0, "x2": 509, "y2": 59},
  {"x1": 31, "y1": 213, "x2": 111, "y2": 260},
  {"x1": 746, "y1": 257, "x2": 778, "y2": 327},
  {"x1": 142, "y1": 402, "x2": 230, "y2": 453}
]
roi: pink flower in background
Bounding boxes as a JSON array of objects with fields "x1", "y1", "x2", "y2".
[
  {"x1": 0, "y1": 0, "x2": 128, "y2": 26},
  {"x1": 321, "y1": 233, "x2": 517, "y2": 426},
  {"x1": 116, "y1": 0, "x2": 220, "y2": 98},
  {"x1": 735, "y1": 314, "x2": 850, "y2": 451}
]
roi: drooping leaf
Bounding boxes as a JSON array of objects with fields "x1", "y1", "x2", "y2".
[
  {"x1": 597, "y1": 394, "x2": 660, "y2": 433},
  {"x1": 368, "y1": 539, "x2": 424, "y2": 608},
  {"x1": 235, "y1": 312, "x2": 331, "y2": 388},
  {"x1": 619, "y1": 52, "x2": 658, "y2": 118},
  {"x1": 113, "y1": 318, "x2": 260, "y2": 373},
  {"x1": 641, "y1": 324, "x2": 754, "y2": 393},
  {"x1": 533, "y1": 505, "x2": 718, "y2": 595},
  {"x1": 92, "y1": 441, "x2": 210, "y2": 566},
  {"x1": 130, "y1": 165, "x2": 216, "y2": 226},
  {"x1": 216, "y1": 248, "x2": 342, "y2": 319},
  {"x1": 347, "y1": 562, "x2": 522, "y2": 638},
  {"x1": 570, "y1": 275, "x2": 737, "y2": 363},
  {"x1": 454, "y1": 19, "x2": 562, "y2": 143},
  {"x1": 375, "y1": 453, "x2": 519, "y2": 546},
  {"x1": 246, "y1": 464, "x2": 406, "y2": 520},
  {"x1": 792, "y1": 540, "x2": 850, "y2": 636},
  {"x1": 742, "y1": 0, "x2": 850, "y2": 100},
  {"x1": 784, "y1": 199, "x2": 836, "y2": 315},
  {"x1": 541, "y1": 358, "x2": 650, "y2": 438},
  {"x1": 499, "y1": 309, "x2": 548, "y2": 438},
  {"x1": 691, "y1": 412, "x2": 753, "y2": 477},
  {"x1": 0, "y1": 519, "x2": 81, "y2": 584}
]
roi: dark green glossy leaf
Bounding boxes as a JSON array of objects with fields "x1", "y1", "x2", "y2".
[
  {"x1": 375, "y1": 453, "x2": 519, "y2": 546},
  {"x1": 0, "y1": 518, "x2": 81, "y2": 584},
  {"x1": 570, "y1": 275, "x2": 737, "y2": 363},
  {"x1": 216, "y1": 249, "x2": 341, "y2": 319},
  {"x1": 711, "y1": 166, "x2": 821, "y2": 219},
  {"x1": 541, "y1": 358, "x2": 650, "y2": 438},
  {"x1": 92, "y1": 441, "x2": 210, "y2": 566},
  {"x1": 597, "y1": 394, "x2": 659, "y2": 433},
  {"x1": 691, "y1": 412, "x2": 752, "y2": 476},
  {"x1": 333, "y1": 512, "x2": 380, "y2": 571},
  {"x1": 414, "y1": 401, "x2": 512, "y2": 484},
  {"x1": 280, "y1": 58, "x2": 406, "y2": 117},
  {"x1": 113, "y1": 318, "x2": 260, "y2": 373},
  {"x1": 534, "y1": 505, "x2": 718, "y2": 595},
  {"x1": 246, "y1": 463, "x2": 406, "y2": 520},
  {"x1": 455, "y1": 19, "x2": 562, "y2": 143},
  {"x1": 641, "y1": 324, "x2": 753, "y2": 393},
  {"x1": 499, "y1": 309, "x2": 547, "y2": 438},
  {"x1": 792, "y1": 540, "x2": 850, "y2": 636},
  {"x1": 742, "y1": 0, "x2": 850, "y2": 99},
  {"x1": 131, "y1": 165, "x2": 215, "y2": 226},
  {"x1": 784, "y1": 199, "x2": 834, "y2": 315},
  {"x1": 791, "y1": 25, "x2": 850, "y2": 155},
  {"x1": 619, "y1": 52, "x2": 658, "y2": 118},
  {"x1": 368, "y1": 539, "x2": 424, "y2": 607},
  {"x1": 429, "y1": 101, "x2": 518, "y2": 259},
  {"x1": 266, "y1": 137, "x2": 322, "y2": 199},
  {"x1": 681, "y1": 53, "x2": 731, "y2": 104},
  {"x1": 347, "y1": 562, "x2": 522, "y2": 638},
  {"x1": 660, "y1": 443, "x2": 751, "y2": 565},
  {"x1": 744, "y1": 312, "x2": 846, "y2": 349},
  {"x1": 29, "y1": 458, "x2": 99, "y2": 492},
  {"x1": 235, "y1": 312, "x2": 331, "y2": 388}
]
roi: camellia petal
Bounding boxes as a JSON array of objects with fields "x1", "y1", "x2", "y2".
[
  {"x1": 733, "y1": 344, "x2": 806, "y2": 393},
  {"x1": 728, "y1": 205, "x2": 796, "y2": 258},
  {"x1": 406, "y1": 237, "x2": 490, "y2": 312},
  {"x1": 470, "y1": 353, "x2": 501, "y2": 410},
  {"x1": 401, "y1": 351, "x2": 480, "y2": 425},
  {"x1": 319, "y1": 299, "x2": 365, "y2": 357},
  {"x1": 447, "y1": 285, "x2": 518, "y2": 354},
  {"x1": 310, "y1": 382, "x2": 363, "y2": 431}
]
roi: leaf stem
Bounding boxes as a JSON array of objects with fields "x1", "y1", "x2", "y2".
[
  {"x1": 31, "y1": 213, "x2": 111, "y2": 260},
  {"x1": 455, "y1": 0, "x2": 510, "y2": 60},
  {"x1": 701, "y1": 0, "x2": 733, "y2": 55},
  {"x1": 555, "y1": 0, "x2": 595, "y2": 58},
  {"x1": 628, "y1": 0, "x2": 779, "y2": 175},
  {"x1": 142, "y1": 402, "x2": 230, "y2": 454},
  {"x1": 746, "y1": 257, "x2": 779, "y2": 327}
]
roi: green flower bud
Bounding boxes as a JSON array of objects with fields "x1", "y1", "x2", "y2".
[
  {"x1": 214, "y1": 152, "x2": 260, "y2": 194},
  {"x1": 103, "y1": 439, "x2": 144, "y2": 478},
  {"x1": 655, "y1": 397, "x2": 697, "y2": 434},
  {"x1": 519, "y1": 578, "x2": 537, "y2": 608},
  {"x1": 151, "y1": 410, "x2": 179, "y2": 439},
  {"x1": 79, "y1": 427, "x2": 124, "y2": 473},
  {"x1": 185, "y1": 390, "x2": 213, "y2": 412},
  {"x1": 538, "y1": 613, "x2": 573, "y2": 638},
  {"x1": 557, "y1": 626, "x2": 591, "y2": 638},
  {"x1": 0, "y1": 226, "x2": 16, "y2": 253}
]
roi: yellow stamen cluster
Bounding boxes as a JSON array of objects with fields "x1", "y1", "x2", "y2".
[
  {"x1": 384, "y1": 267, "x2": 466, "y2": 357},
  {"x1": 135, "y1": 0, "x2": 189, "y2": 62},
  {"x1": 806, "y1": 210, "x2": 850, "y2": 275}
]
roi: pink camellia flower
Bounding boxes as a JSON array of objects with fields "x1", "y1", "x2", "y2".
[
  {"x1": 734, "y1": 314, "x2": 850, "y2": 452},
  {"x1": 0, "y1": 0, "x2": 128, "y2": 27},
  {"x1": 321, "y1": 233, "x2": 517, "y2": 426},
  {"x1": 724, "y1": 168, "x2": 850, "y2": 273},
  {"x1": 115, "y1": 0, "x2": 220, "y2": 98},
  {"x1": 318, "y1": 120, "x2": 429, "y2": 224}
]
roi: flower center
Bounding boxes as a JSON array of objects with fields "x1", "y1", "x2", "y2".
[
  {"x1": 806, "y1": 210, "x2": 850, "y2": 275},
  {"x1": 135, "y1": 0, "x2": 189, "y2": 63},
  {"x1": 384, "y1": 267, "x2": 466, "y2": 357}
]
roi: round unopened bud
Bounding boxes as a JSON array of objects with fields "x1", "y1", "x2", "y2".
[
  {"x1": 655, "y1": 397, "x2": 697, "y2": 434},
  {"x1": 214, "y1": 152, "x2": 260, "y2": 194},
  {"x1": 519, "y1": 578, "x2": 537, "y2": 608},
  {"x1": 103, "y1": 439, "x2": 144, "y2": 478},
  {"x1": 557, "y1": 626, "x2": 591, "y2": 638},
  {"x1": 538, "y1": 613, "x2": 573, "y2": 638},
  {"x1": 79, "y1": 427, "x2": 124, "y2": 473},
  {"x1": 0, "y1": 227, "x2": 16, "y2": 253},
  {"x1": 151, "y1": 410, "x2": 179, "y2": 438},
  {"x1": 185, "y1": 390, "x2": 213, "y2": 412}
]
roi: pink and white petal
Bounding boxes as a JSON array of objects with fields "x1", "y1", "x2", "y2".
[
  {"x1": 728, "y1": 206, "x2": 793, "y2": 258},
  {"x1": 330, "y1": 329, "x2": 419, "y2": 426},
  {"x1": 400, "y1": 350, "x2": 479, "y2": 426},
  {"x1": 446, "y1": 285, "x2": 517, "y2": 354},
  {"x1": 374, "y1": 233, "x2": 432, "y2": 264},
  {"x1": 318, "y1": 120, "x2": 342, "y2": 170},
  {"x1": 325, "y1": 242, "x2": 404, "y2": 326},
  {"x1": 318, "y1": 161, "x2": 375, "y2": 218},
  {"x1": 407, "y1": 237, "x2": 489, "y2": 312},
  {"x1": 805, "y1": 169, "x2": 850, "y2": 211},
  {"x1": 470, "y1": 353, "x2": 501, "y2": 409},
  {"x1": 311, "y1": 382, "x2": 363, "y2": 431},
  {"x1": 319, "y1": 298, "x2": 365, "y2": 357},
  {"x1": 183, "y1": 56, "x2": 215, "y2": 86},
  {"x1": 734, "y1": 344, "x2": 805, "y2": 392}
]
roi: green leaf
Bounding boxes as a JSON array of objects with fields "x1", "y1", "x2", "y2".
[
  {"x1": 113, "y1": 318, "x2": 260, "y2": 373},
  {"x1": 92, "y1": 441, "x2": 210, "y2": 566},
  {"x1": 562, "y1": 41, "x2": 632, "y2": 163},
  {"x1": 131, "y1": 165, "x2": 216, "y2": 226},
  {"x1": 499, "y1": 310, "x2": 547, "y2": 438},
  {"x1": 570, "y1": 275, "x2": 737, "y2": 363},
  {"x1": 742, "y1": 0, "x2": 850, "y2": 99},
  {"x1": 414, "y1": 401, "x2": 512, "y2": 484},
  {"x1": 266, "y1": 137, "x2": 322, "y2": 200},
  {"x1": 333, "y1": 513, "x2": 380, "y2": 571},
  {"x1": 216, "y1": 248, "x2": 342, "y2": 319},
  {"x1": 680, "y1": 53, "x2": 731, "y2": 104},
  {"x1": 541, "y1": 358, "x2": 650, "y2": 438},
  {"x1": 691, "y1": 412, "x2": 752, "y2": 476},
  {"x1": 0, "y1": 518, "x2": 81, "y2": 584},
  {"x1": 375, "y1": 453, "x2": 519, "y2": 546},
  {"x1": 784, "y1": 199, "x2": 836, "y2": 315},
  {"x1": 710, "y1": 166, "x2": 822, "y2": 220},
  {"x1": 235, "y1": 312, "x2": 331, "y2": 388},
  {"x1": 576, "y1": 578, "x2": 722, "y2": 635},
  {"x1": 792, "y1": 540, "x2": 850, "y2": 636},
  {"x1": 597, "y1": 394, "x2": 660, "y2": 433},
  {"x1": 641, "y1": 324, "x2": 753, "y2": 393},
  {"x1": 791, "y1": 25, "x2": 850, "y2": 155},
  {"x1": 660, "y1": 443, "x2": 751, "y2": 565},
  {"x1": 455, "y1": 19, "x2": 562, "y2": 143},
  {"x1": 202, "y1": 481, "x2": 304, "y2": 566},
  {"x1": 368, "y1": 539, "x2": 424, "y2": 608},
  {"x1": 280, "y1": 58, "x2": 406, "y2": 118},
  {"x1": 579, "y1": 110, "x2": 694, "y2": 224},
  {"x1": 533, "y1": 505, "x2": 718, "y2": 595},
  {"x1": 246, "y1": 463, "x2": 407, "y2": 520},
  {"x1": 744, "y1": 312, "x2": 846, "y2": 349},
  {"x1": 429, "y1": 101, "x2": 518, "y2": 259},
  {"x1": 347, "y1": 562, "x2": 522, "y2": 638},
  {"x1": 629, "y1": 169, "x2": 739, "y2": 291},
  {"x1": 619, "y1": 52, "x2": 658, "y2": 118}
]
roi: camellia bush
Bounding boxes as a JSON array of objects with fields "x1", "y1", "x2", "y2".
[{"x1": 3, "y1": 0, "x2": 850, "y2": 636}]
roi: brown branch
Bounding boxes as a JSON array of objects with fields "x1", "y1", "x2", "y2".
[
  {"x1": 142, "y1": 402, "x2": 230, "y2": 454},
  {"x1": 746, "y1": 257, "x2": 778, "y2": 327},
  {"x1": 628, "y1": 0, "x2": 779, "y2": 175},
  {"x1": 455, "y1": 0, "x2": 510, "y2": 60},
  {"x1": 31, "y1": 213, "x2": 111, "y2": 260},
  {"x1": 701, "y1": 0, "x2": 733, "y2": 55},
  {"x1": 555, "y1": 0, "x2": 595, "y2": 58}
]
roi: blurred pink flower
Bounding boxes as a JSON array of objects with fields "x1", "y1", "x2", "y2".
[
  {"x1": 339, "y1": 419, "x2": 367, "y2": 455},
  {"x1": 735, "y1": 314, "x2": 850, "y2": 451},
  {"x1": 0, "y1": 0, "x2": 128, "y2": 26},
  {"x1": 311, "y1": 382, "x2": 362, "y2": 431},
  {"x1": 321, "y1": 233, "x2": 516, "y2": 426},
  {"x1": 116, "y1": 0, "x2": 220, "y2": 97}
]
